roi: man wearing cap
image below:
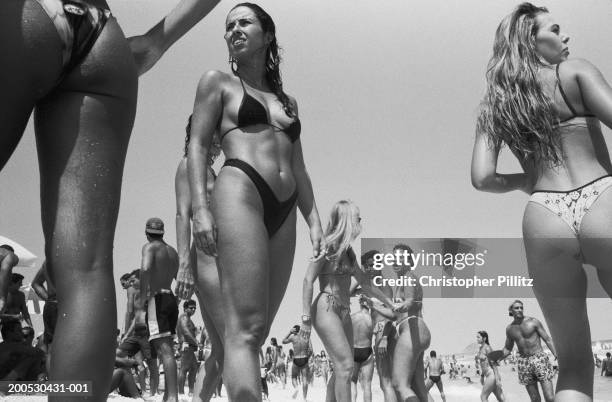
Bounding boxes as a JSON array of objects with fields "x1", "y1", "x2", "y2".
[
  {"x1": 0, "y1": 244, "x2": 19, "y2": 314},
  {"x1": 4, "y1": 272, "x2": 32, "y2": 328},
  {"x1": 140, "y1": 217, "x2": 179, "y2": 402}
]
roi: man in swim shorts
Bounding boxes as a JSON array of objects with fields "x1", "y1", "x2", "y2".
[
  {"x1": 177, "y1": 299, "x2": 198, "y2": 395},
  {"x1": 351, "y1": 294, "x2": 375, "y2": 402},
  {"x1": 0, "y1": 245, "x2": 19, "y2": 315},
  {"x1": 501, "y1": 300, "x2": 557, "y2": 402},
  {"x1": 283, "y1": 325, "x2": 312, "y2": 400},
  {"x1": 140, "y1": 217, "x2": 179, "y2": 402},
  {"x1": 425, "y1": 350, "x2": 446, "y2": 401}
]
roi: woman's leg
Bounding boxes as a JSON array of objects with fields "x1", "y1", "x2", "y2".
[
  {"x1": 265, "y1": 208, "x2": 297, "y2": 337},
  {"x1": 480, "y1": 372, "x2": 496, "y2": 402},
  {"x1": 193, "y1": 251, "x2": 225, "y2": 402},
  {"x1": 34, "y1": 13, "x2": 137, "y2": 399},
  {"x1": 314, "y1": 297, "x2": 354, "y2": 402},
  {"x1": 580, "y1": 187, "x2": 612, "y2": 298},
  {"x1": 212, "y1": 169, "x2": 273, "y2": 402},
  {"x1": 523, "y1": 203, "x2": 591, "y2": 402},
  {"x1": 392, "y1": 320, "x2": 431, "y2": 402}
]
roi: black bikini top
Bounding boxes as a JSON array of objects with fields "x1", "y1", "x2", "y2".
[{"x1": 221, "y1": 78, "x2": 301, "y2": 143}]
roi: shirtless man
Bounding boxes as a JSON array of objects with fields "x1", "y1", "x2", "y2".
[
  {"x1": 4, "y1": 273, "x2": 32, "y2": 328},
  {"x1": 0, "y1": 245, "x2": 19, "y2": 314},
  {"x1": 361, "y1": 249, "x2": 397, "y2": 402},
  {"x1": 501, "y1": 300, "x2": 557, "y2": 402},
  {"x1": 425, "y1": 350, "x2": 446, "y2": 401},
  {"x1": 140, "y1": 217, "x2": 179, "y2": 402},
  {"x1": 118, "y1": 269, "x2": 159, "y2": 396},
  {"x1": 177, "y1": 299, "x2": 199, "y2": 395},
  {"x1": 351, "y1": 294, "x2": 375, "y2": 402},
  {"x1": 283, "y1": 325, "x2": 312, "y2": 401},
  {"x1": 120, "y1": 272, "x2": 137, "y2": 337}
]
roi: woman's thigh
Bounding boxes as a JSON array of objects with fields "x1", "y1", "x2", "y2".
[
  {"x1": 267, "y1": 209, "x2": 297, "y2": 329},
  {"x1": 314, "y1": 299, "x2": 353, "y2": 368},
  {"x1": 0, "y1": 0, "x2": 64, "y2": 170},
  {"x1": 212, "y1": 169, "x2": 270, "y2": 333},
  {"x1": 193, "y1": 248, "x2": 224, "y2": 348}
]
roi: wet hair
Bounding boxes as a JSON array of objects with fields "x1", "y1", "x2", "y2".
[
  {"x1": 120, "y1": 273, "x2": 132, "y2": 282},
  {"x1": 184, "y1": 115, "x2": 221, "y2": 166},
  {"x1": 478, "y1": 330, "x2": 490, "y2": 345},
  {"x1": 11, "y1": 273, "x2": 24, "y2": 283},
  {"x1": 292, "y1": 325, "x2": 300, "y2": 332},
  {"x1": 430, "y1": 350, "x2": 437, "y2": 357},
  {"x1": 324, "y1": 200, "x2": 361, "y2": 261},
  {"x1": 508, "y1": 299, "x2": 524, "y2": 316},
  {"x1": 183, "y1": 299, "x2": 197, "y2": 309},
  {"x1": 476, "y1": 3, "x2": 562, "y2": 167},
  {"x1": 229, "y1": 3, "x2": 296, "y2": 118},
  {"x1": 130, "y1": 269, "x2": 140, "y2": 279},
  {"x1": 361, "y1": 249, "x2": 379, "y2": 266},
  {"x1": 0, "y1": 244, "x2": 15, "y2": 252}
]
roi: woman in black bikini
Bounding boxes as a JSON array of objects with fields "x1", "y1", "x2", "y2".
[
  {"x1": 0, "y1": 1, "x2": 219, "y2": 400},
  {"x1": 472, "y1": 3, "x2": 612, "y2": 400},
  {"x1": 301, "y1": 200, "x2": 394, "y2": 402},
  {"x1": 188, "y1": 4, "x2": 325, "y2": 400}
]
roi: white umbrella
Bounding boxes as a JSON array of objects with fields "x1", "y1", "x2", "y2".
[{"x1": 0, "y1": 235, "x2": 37, "y2": 268}]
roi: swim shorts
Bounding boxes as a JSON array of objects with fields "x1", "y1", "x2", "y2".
[{"x1": 517, "y1": 351, "x2": 554, "y2": 385}]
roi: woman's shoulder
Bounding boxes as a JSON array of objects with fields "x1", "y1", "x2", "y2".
[
  {"x1": 558, "y1": 58, "x2": 602, "y2": 81},
  {"x1": 196, "y1": 70, "x2": 233, "y2": 93}
]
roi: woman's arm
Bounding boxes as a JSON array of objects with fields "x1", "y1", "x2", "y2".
[
  {"x1": 31, "y1": 263, "x2": 49, "y2": 301},
  {"x1": 129, "y1": 0, "x2": 221, "y2": 75},
  {"x1": 300, "y1": 257, "x2": 326, "y2": 338},
  {"x1": 351, "y1": 261, "x2": 394, "y2": 307},
  {"x1": 290, "y1": 110, "x2": 325, "y2": 259},
  {"x1": 573, "y1": 58, "x2": 612, "y2": 129},
  {"x1": 188, "y1": 71, "x2": 224, "y2": 256},
  {"x1": 471, "y1": 131, "x2": 531, "y2": 194},
  {"x1": 175, "y1": 158, "x2": 195, "y2": 299}
]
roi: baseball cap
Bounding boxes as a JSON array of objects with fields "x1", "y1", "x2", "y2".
[{"x1": 145, "y1": 217, "x2": 165, "y2": 235}]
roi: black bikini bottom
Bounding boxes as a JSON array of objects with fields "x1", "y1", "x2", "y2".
[
  {"x1": 223, "y1": 158, "x2": 298, "y2": 237},
  {"x1": 353, "y1": 346, "x2": 373, "y2": 363}
]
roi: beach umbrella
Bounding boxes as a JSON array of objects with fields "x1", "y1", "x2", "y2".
[{"x1": 0, "y1": 235, "x2": 37, "y2": 268}]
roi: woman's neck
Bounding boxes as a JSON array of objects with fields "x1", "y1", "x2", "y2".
[{"x1": 236, "y1": 60, "x2": 268, "y2": 90}]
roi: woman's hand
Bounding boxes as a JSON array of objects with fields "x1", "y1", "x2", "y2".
[
  {"x1": 175, "y1": 260, "x2": 196, "y2": 300},
  {"x1": 192, "y1": 208, "x2": 217, "y2": 257},
  {"x1": 128, "y1": 34, "x2": 164, "y2": 76},
  {"x1": 309, "y1": 226, "x2": 326, "y2": 261},
  {"x1": 519, "y1": 174, "x2": 535, "y2": 194},
  {"x1": 377, "y1": 337, "x2": 388, "y2": 357}
]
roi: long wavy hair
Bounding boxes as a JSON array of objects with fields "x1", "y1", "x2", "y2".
[
  {"x1": 476, "y1": 3, "x2": 562, "y2": 167},
  {"x1": 324, "y1": 200, "x2": 361, "y2": 262},
  {"x1": 229, "y1": 3, "x2": 296, "y2": 118},
  {"x1": 478, "y1": 330, "x2": 490, "y2": 345}
]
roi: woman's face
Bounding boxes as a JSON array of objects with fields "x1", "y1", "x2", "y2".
[
  {"x1": 225, "y1": 6, "x2": 270, "y2": 61},
  {"x1": 534, "y1": 13, "x2": 569, "y2": 65},
  {"x1": 351, "y1": 208, "x2": 362, "y2": 239},
  {"x1": 476, "y1": 333, "x2": 483, "y2": 344}
]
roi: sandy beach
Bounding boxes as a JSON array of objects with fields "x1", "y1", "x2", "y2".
[{"x1": 4, "y1": 365, "x2": 612, "y2": 401}]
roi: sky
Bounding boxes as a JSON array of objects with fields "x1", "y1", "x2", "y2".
[{"x1": 2, "y1": 0, "x2": 612, "y2": 354}]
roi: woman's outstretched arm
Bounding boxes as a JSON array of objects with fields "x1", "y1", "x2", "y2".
[
  {"x1": 129, "y1": 0, "x2": 221, "y2": 75},
  {"x1": 175, "y1": 158, "x2": 195, "y2": 299}
]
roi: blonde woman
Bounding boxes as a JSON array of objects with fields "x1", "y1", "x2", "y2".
[
  {"x1": 472, "y1": 3, "x2": 612, "y2": 401},
  {"x1": 301, "y1": 200, "x2": 394, "y2": 402}
]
